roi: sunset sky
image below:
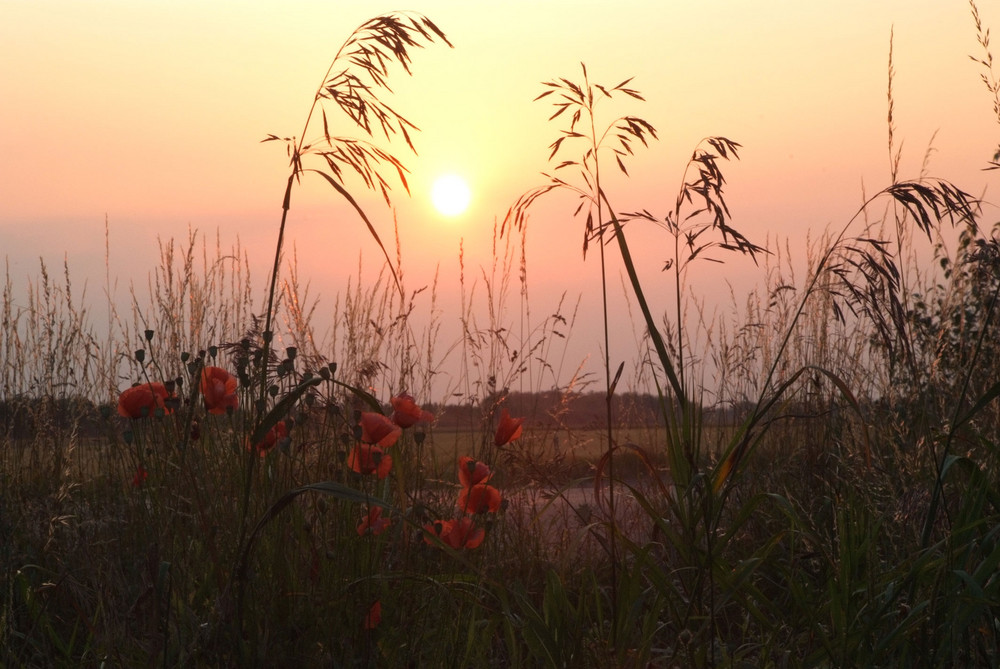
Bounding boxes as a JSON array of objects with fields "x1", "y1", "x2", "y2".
[{"x1": 2, "y1": 1, "x2": 998, "y2": 398}]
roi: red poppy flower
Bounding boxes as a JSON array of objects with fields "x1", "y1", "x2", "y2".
[
  {"x1": 117, "y1": 382, "x2": 170, "y2": 419},
  {"x1": 423, "y1": 517, "x2": 486, "y2": 549},
  {"x1": 494, "y1": 408, "x2": 524, "y2": 447},
  {"x1": 363, "y1": 600, "x2": 382, "y2": 630},
  {"x1": 248, "y1": 420, "x2": 288, "y2": 457},
  {"x1": 348, "y1": 444, "x2": 393, "y2": 479},
  {"x1": 359, "y1": 412, "x2": 402, "y2": 447},
  {"x1": 201, "y1": 366, "x2": 238, "y2": 415},
  {"x1": 423, "y1": 519, "x2": 448, "y2": 545},
  {"x1": 458, "y1": 483, "x2": 503, "y2": 514},
  {"x1": 357, "y1": 506, "x2": 391, "y2": 536},
  {"x1": 132, "y1": 465, "x2": 149, "y2": 487},
  {"x1": 390, "y1": 393, "x2": 434, "y2": 428},
  {"x1": 457, "y1": 456, "x2": 493, "y2": 488},
  {"x1": 445, "y1": 517, "x2": 486, "y2": 549}
]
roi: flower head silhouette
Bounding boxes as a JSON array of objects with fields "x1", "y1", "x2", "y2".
[
  {"x1": 494, "y1": 409, "x2": 524, "y2": 447},
  {"x1": 249, "y1": 420, "x2": 289, "y2": 457},
  {"x1": 117, "y1": 382, "x2": 171, "y2": 419},
  {"x1": 348, "y1": 443, "x2": 393, "y2": 478},
  {"x1": 357, "y1": 506, "x2": 391, "y2": 536},
  {"x1": 458, "y1": 483, "x2": 502, "y2": 514},
  {"x1": 359, "y1": 412, "x2": 402, "y2": 447},
  {"x1": 201, "y1": 366, "x2": 238, "y2": 415},
  {"x1": 389, "y1": 392, "x2": 434, "y2": 428},
  {"x1": 458, "y1": 456, "x2": 493, "y2": 488},
  {"x1": 423, "y1": 517, "x2": 485, "y2": 549}
]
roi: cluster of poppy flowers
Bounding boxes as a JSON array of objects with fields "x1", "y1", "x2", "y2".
[
  {"x1": 117, "y1": 365, "x2": 239, "y2": 419},
  {"x1": 352, "y1": 393, "x2": 435, "y2": 538},
  {"x1": 347, "y1": 393, "x2": 433, "y2": 481},
  {"x1": 421, "y1": 409, "x2": 523, "y2": 550},
  {"x1": 120, "y1": 374, "x2": 524, "y2": 631},
  {"x1": 353, "y1": 406, "x2": 524, "y2": 548},
  {"x1": 117, "y1": 366, "x2": 241, "y2": 486},
  {"x1": 358, "y1": 407, "x2": 522, "y2": 630}
]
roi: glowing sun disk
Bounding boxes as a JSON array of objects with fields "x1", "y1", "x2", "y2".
[{"x1": 431, "y1": 174, "x2": 471, "y2": 216}]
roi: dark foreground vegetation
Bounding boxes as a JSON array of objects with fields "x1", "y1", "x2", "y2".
[{"x1": 4, "y1": 8, "x2": 1000, "y2": 667}]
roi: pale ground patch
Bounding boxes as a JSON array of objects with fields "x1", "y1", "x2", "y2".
[{"x1": 504, "y1": 479, "x2": 665, "y2": 559}]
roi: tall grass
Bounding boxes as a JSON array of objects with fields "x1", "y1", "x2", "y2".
[
  {"x1": 4, "y1": 8, "x2": 1000, "y2": 668},
  {"x1": 497, "y1": 16, "x2": 996, "y2": 664}
]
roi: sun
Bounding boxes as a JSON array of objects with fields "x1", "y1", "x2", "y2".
[{"x1": 431, "y1": 174, "x2": 471, "y2": 217}]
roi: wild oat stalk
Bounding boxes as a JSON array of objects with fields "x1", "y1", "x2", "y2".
[
  {"x1": 711, "y1": 33, "x2": 979, "y2": 493},
  {"x1": 260, "y1": 12, "x2": 451, "y2": 402},
  {"x1": 505, "y1": 62, "x2": 657, "y2": 637},
  {"x1": 619, "y1": 137, "x2": 766, "y2": 406},
  {"x1": 605, "y1": 138, "x2": 769, "y2": 662},
  {"x1": 247, "y1": 12, "x2": 448, "y2": 527},
  {"x1": 969, "y1": 0, "x2": 1000, "y2": 167},
  {"x1": 713, "y1": 178, "x2": 979, "y2": 493},
  {"x1": 224, "y1": 14, "x2": 451, "y2": 627}
]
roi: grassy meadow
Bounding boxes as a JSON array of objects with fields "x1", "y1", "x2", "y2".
[{"x1": 4, "y1": 10, "x2": 1000, "y2": 667}]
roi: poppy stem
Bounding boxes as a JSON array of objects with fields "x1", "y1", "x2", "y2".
[{"x1": 261, "y1": 173, "x2": 295, "y2": 401}]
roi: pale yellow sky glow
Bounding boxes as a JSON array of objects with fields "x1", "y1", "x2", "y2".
[{"x1": 2, "y1": 1, "x2": 998, "y2": 396}]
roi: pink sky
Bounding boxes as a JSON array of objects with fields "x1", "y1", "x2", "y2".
[{"x1": 2, "y1": 1, "x2": 998, "y2": 399}]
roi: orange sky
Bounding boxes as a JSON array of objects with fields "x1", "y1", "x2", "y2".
[{"x1": 2, "y1": 1, "x2": 998, "y2": 398}]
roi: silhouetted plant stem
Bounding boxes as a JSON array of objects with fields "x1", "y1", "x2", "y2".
[
  {"x1": 260, "y1": 174, "x2": 295, "y2": 402},
  {"x1": 503, "y1": 66, "x2": 662, "y2": 645},
  {"x1": 239, "y1": 173, "x2": 292, "y2": 569},
  {"x1": 602, "y1": 193, "x2": 688, "y2": 410},
  {"x1": 596, "y1": 207, "x2": 620, "y2": 645},
  {"x1": 582, "y1": 94, "x2": 618, "y2": 642}
]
